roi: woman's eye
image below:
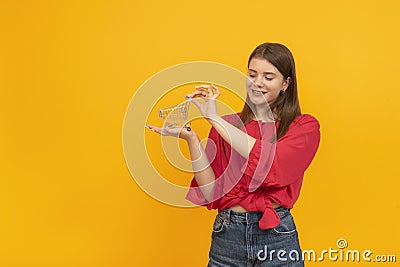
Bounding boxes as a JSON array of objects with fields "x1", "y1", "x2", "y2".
[
  {"x1": 248, "y1": 74, "x2": 255, "y2": 78},
  {"x1": 265, "y1": 77, "x2": 273, "y2": 81}
]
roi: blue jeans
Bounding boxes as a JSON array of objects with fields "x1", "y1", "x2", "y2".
[{"x1": 208, "y1": 207, "x2": 304, "y2": 267}]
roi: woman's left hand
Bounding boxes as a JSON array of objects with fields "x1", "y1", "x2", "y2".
[{"x1": 189, "y1": 84, "x2": 220, "y2": 123}]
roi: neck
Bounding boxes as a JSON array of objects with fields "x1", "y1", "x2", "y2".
[{"x1": 253, "y1": 104, "x2": 275, "y2": 122}]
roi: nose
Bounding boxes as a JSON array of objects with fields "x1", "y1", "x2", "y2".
[{"x1": 254, "y1": 75, "x2": 264, "y2": 87}]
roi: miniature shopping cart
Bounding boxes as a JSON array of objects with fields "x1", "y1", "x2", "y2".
[{"x1": 158, "y1": 96, "x2": 192, "y2": 131}]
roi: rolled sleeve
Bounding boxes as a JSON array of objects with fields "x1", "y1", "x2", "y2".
[
  {"x1": 262, "y1": 115, "x2": 321, "y2": 188},
  {"x1": 185, "y1": 126, "x2": 227, "y2": 209},
  {"x1": 185, "y1": 178, "x2": 221, "y2": 210},
  {"x1": 241, "y1": 115, "x2": 320, "y2": 190}
]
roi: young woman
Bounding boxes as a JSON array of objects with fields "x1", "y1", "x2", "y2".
[{"x1": 146, "y1": 42, "x2": 320, "y2": 266}]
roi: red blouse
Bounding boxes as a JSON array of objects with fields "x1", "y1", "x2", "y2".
[{"x1": 186, "y1": 113, "x2": 321, "y2": 230}]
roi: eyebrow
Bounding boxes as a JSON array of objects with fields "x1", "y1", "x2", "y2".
[{"x1": 248, "y1": 68, "x2": 276, "y2": 75}]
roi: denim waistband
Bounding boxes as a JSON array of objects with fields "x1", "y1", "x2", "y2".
[{"x1": 219, "y1": 206, "x2": 288, "y2": 224}]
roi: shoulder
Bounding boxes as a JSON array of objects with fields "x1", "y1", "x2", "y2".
[
  {"x1": 294, "y1": 114, "x2": 319, "y2": 124},
  {"x1": 291, "y1": 114, "x2": 320, "y2": 132}
]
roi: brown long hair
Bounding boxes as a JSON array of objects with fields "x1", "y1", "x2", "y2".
[{"x1": 239, "y1": 42, "x2": 301, "y2": 142}]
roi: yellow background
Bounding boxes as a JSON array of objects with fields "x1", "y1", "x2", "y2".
[{"x1": 1, "y1": 0, "x2": 399, "y2": 266}]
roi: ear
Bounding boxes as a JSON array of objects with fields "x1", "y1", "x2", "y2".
[{"x1": 283, "y1": 77, "x2": 291, "y2": 90}]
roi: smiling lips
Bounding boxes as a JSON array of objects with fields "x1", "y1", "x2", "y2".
[{"x1": 252, "y1": 89, "x2": 268, "y2": 95}]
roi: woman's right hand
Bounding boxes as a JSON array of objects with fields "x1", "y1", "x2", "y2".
[{"x1": 145, "y1": 124, "x2": 198, "y2": 142}]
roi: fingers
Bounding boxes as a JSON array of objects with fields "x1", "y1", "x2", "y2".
[
  {"x1": 146, "y1": 125, "x2": 168, "y2": 136},
  {"x1": 211, "y1": 84, "x2": 220, "y2": 98},
  {"x1": 194, "y1": 84, "x2": 213, "y2": 95},
  {"x1": 206, "y1": 85, "x2": 213, "y2": 96},
  {"x1": 192, "y1": 84, "x2": 220, "y2": 99},
  {"x1": 189, "y1": 90, "x2": 207, "y2": 99},
  {"x1": 146, "y1": 124, "x2": 182, "y2": 137},
  {"x1": 145, "y1": 125, "x2": 162, "y2": 134}
]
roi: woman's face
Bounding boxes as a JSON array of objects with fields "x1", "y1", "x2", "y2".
[{"x1": 246, "y1": 57, "x2": 290, "y2": 106}]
